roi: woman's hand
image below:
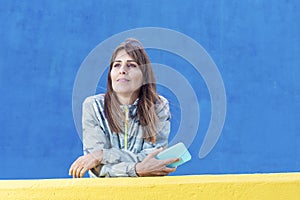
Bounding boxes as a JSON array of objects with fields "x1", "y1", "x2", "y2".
[
  {"x1": 69, "y1": 150, "x2": 103, "y2": 178},
  {"x1": 135, "y1": 148, "x2": 180, "y2": 177}
]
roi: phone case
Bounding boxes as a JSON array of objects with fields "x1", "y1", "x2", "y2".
[{"x1": 155, "y1": 142, "x2": 192, "y2": 168}]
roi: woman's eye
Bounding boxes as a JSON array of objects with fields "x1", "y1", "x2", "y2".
[
  {"x1": 113, "y1": 63, "x2": 121, "y2": 68},
  {"x1": 128, "y1": 63, "x2": 137, "y2": 68}
]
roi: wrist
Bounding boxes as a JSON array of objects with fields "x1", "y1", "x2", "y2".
[
  {"x1": 135, "y1": 162, "x2": 144, "y2": 177},
  {"x1": 135, "y1": 163, "x2": 140, "y2": 177},
  {"x1": 92, "y1": 150, "x2": 103, "y2": 164}
]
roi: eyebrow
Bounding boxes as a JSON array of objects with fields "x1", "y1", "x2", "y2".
[{"x1": 114, "y1": 59, "x2": 137, "y2": 63}]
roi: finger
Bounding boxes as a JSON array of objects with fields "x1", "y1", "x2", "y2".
[
  {"x1": 164, "y1": 157, "x2": 180, "y2": 165},
  {"x1": 79, "y1": 167, "x2": 88, "y2": 178},
  {"x1": 69, "y1": 165, "x2": 73, "y2": 176},
  {"x1": 156, "y1": 172, "x2": 168, "y2": 176},
  {"x1": 69, "y1": 157, "x2": 83, "y2": 176},
  {"x1": 69, "y1": 162, "x2": 77, "y2": 176},
  {"x1": 148, "y1": 147, "x2": 164, "y2": 158},
  {"x1": 73, "y1": 167, "x2": 81, "y2": 178},
  {"x1": 71, "y1": 167, "x2": 77, "y2": 178},
  {"x1": 70, "y1": 163, "x2": 82, "y2": 177},
  {"x1": 78, "y1": 166, "x2": 87, "y2": 178},
  {"x1": 71, "y1": 166, "x2": 78, "y2": 178},
  {"x1": 156, "y1": 170, "x2": 170, "y2": 176},
  {"x1": 163, "y1": 166, "x2": 177, "y2": 173},
  {"x1": 75, "y1": 166, "x2": 84, "y2": 178}
]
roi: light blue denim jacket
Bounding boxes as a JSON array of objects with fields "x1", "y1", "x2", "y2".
[{"x1": 82, "y1": 94, "x2": 171, "y2": 177}]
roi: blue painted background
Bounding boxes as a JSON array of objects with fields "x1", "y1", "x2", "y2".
[{"x1": 1, "y1": 0, "x2": 299, "y2": 179}]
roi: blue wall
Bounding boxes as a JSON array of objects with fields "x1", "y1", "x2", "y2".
[{"x1": 1, "y1": 0, "x2": 299, "y2": 179}]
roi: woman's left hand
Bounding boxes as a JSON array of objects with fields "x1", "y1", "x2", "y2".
[{"x1": 69, "y1": 150, "x2": 103, "y2": 178}]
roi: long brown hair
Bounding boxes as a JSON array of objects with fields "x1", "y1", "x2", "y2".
[{"x1": 104, "y1": 38, "x2": 160, "y2": 143}]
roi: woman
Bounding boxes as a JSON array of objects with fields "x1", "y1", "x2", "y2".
[{"x1": 69, "y1": 38, "x2": 178, "y2": 178}]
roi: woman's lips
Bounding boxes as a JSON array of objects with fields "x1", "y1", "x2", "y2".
[{"x1": 117, "y1": 78, "x2": 129, "y2": 82}]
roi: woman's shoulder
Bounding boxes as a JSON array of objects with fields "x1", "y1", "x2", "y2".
[
  {"x1": 155, "y1": 95, "x2": 169, "y2": 111},
  {"x1": 155, "y1": 95, "x2": 170, "y2": 119},
  {"x1": 156, "y1": 95, "x2": 169, "y2": 106},
  {"x1": 83, "y1": 93, "x2": 105, "y2": 105},
  {"x1": 157, "y1": 95, "x2": 168, "y2": 103}
]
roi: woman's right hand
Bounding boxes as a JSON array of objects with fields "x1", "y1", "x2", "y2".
[
  {"x1": 69, "y1": 150, "x2": 103, "y2": 178},
  {"x1": 135, "y1": 148, "x2": 179, "y2": 177}
]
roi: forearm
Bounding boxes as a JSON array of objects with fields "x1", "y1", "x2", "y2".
[
  {"x1": 91, "y1": 162, "x2": 138, "y2": 177},
  {"x1": 101, "y1": 143, "x2": 167, "y2": 165}
]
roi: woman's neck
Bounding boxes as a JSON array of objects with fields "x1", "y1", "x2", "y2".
[{"x1": 116, "y1": 92, "x2": 138, "y2": 105}]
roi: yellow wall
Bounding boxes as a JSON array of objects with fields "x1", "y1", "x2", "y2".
[{"x1": 1, "y1": 173, "x2": 300, "y2": 200}]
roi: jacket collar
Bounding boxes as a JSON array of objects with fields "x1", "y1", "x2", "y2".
[{"x1": 120, "y1": 98, "x2": 139, "y2": 118}]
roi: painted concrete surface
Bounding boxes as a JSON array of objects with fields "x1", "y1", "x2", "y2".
[{"x1": 0, "y1": 173, "x2": 300, "y2": 200}]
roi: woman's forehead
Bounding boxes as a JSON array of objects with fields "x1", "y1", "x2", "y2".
[{"x1": 114, "y1": 49, "x2": 136, "y2": 62}]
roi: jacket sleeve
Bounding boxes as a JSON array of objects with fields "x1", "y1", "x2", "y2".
[
  {"x1": 82, "y1": 96, "x2": 171, "y2": 177},
  {"x1": 82, "y1": 96, "x2": 110, "y2": 154}
]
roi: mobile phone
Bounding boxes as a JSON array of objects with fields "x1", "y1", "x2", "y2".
[{"x1": 155, "y1": 142, "x2": 192, "y2": 168}]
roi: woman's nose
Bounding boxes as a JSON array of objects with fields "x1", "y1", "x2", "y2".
[{"x1": 119, "y1": 64, "x2": 128, "y2": 74}]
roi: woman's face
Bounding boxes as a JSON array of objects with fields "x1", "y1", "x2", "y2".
[{"x1": 110, "y1": 49, "x2": 143, "y2": 102}]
